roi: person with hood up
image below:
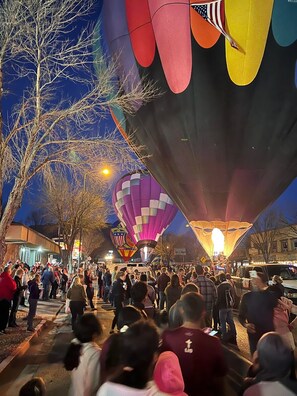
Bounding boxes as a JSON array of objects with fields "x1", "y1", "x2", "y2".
[{"x1": 154, "y1": 351, "x2": 187, "y2": 396}]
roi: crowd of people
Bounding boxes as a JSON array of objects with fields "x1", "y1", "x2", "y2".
[
  {"x1": 65, "y1": 261, "x2": 297, "y2": 396},
  {"x1": 1, "y1": 260, "x2": 297, "y2": 395}
]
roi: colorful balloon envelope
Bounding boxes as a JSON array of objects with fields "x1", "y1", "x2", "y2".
[
  {"x1": 110, "y1": 224, "x2": 137, "y2": 262},
  {"x1": 112, "y1": 172, "x2": 178, "y2": 261},
  {"x1": 99, "y1": 1, "x2": 297, "y2": 258}
]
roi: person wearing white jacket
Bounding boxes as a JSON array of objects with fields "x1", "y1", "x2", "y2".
[{"x1": 64, "y1": 313, "x2": 102, "y2": 396}]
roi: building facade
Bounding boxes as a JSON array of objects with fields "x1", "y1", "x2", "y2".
[{"x1": 4, "y1": 223, "x2": 60, "y2": 266}]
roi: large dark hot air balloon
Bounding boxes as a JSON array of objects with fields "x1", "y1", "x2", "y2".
[
  {"x1": 112, "y1": 172, "x2": 178, "y2": 261},
  {"x1": 110, "y1": 224, "x2": 137, "y2": 262},
  {"x1": 99, "y1": 0, "x2": 297, "y2": 258}
]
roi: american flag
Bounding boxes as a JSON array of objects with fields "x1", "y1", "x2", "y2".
[{"x1": 191, "y1": 1, "x2": 238, "y2": 49}]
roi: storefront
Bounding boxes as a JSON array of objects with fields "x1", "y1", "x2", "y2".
[{"x1": 4, "y1": 223, "x2": 60, "y2": 267}]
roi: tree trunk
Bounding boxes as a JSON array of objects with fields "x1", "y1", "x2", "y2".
[{"x1": 0, "y1": 238, "x2": 7, "y2": 265}]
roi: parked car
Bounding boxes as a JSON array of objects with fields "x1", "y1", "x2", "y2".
[{"x1": 232, "y1": 263, "x2": 297, "y2": 305}]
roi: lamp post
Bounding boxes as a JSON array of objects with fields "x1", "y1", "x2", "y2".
[{"x1": 77, "y1": 167, "x2": 111, "y2": 267}]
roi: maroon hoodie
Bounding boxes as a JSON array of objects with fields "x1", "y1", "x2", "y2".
[{"x1": 0, "y1": 271, "x2": 17, "y2": 300}]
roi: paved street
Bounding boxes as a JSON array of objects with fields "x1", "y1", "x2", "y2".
[{"x1": 0, "y1": 299, "x2": 112, "y2": 396}]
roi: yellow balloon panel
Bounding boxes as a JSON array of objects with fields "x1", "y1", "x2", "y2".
[
  {"x1": 225, "y1": 0, "x2": 273, "y2": 86},
  {"x1": 190, "y1": 220, "x2": 252, "y2": 258}
]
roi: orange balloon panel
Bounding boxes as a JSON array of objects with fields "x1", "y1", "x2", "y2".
[{"x1": 190, "y1": 0, "x2": 221, "y2": 48}]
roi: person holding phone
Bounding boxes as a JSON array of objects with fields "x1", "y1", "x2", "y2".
[{"x1": 238, "y1": 272, "x2": 278, "y2": 355}]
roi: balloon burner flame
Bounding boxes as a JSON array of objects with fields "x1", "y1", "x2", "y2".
[{"x1": 212, "y1": 228, "x2": 224, "y2": 256}]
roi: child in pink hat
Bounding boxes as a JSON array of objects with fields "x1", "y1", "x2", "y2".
[{"x1": 154, "y1": 351, "x2": 188, "y2": 396}]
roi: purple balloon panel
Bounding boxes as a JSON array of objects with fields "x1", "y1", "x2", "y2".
[
  {"x1": 112, "y1": 173, "x2": 178, "y2": 244},
  {"x1": 102, "y1": 0, "x2": 142, "y2": 110}
]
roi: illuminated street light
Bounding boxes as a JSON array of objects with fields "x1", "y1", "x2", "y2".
[{"x1": 102, "y1": 167, "x2": 110, "y2": 176}]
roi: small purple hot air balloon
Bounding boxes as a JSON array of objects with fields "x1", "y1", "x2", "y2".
[{"x1": 112, "y1": 171, "x2": 178, "y2": 262}]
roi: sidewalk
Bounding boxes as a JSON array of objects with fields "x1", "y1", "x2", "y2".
[{"x1": 0, "y1": 299, "x2": 64, "y2": 374}]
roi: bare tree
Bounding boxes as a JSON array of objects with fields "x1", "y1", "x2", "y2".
[
  {"x1": 0, "y1": 0, "x2": 158, "y2": 263},
  {"x1": 154, "y1": 234, "x2": 178, "y2": 264},
  {"x1": 40, "y1": 176, "x2": 108, "y2": 266},
  {"x1": 250, "y1": 210, "x2": 284, "y2": 263},
  {"x1": 82, "y1": 230, "x2": 105, "y2": 259}
]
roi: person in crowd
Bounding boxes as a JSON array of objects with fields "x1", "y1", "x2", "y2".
[
  {"x1": 60, "y1": 268, "x2": 69, "y2": 300},
  {"x1": 9, "y1": 268, "x2": 27, "y2": 327},
  {"x1": 103, "y1": 269, "x2": 112, "y2": 303},
  {"x1": 177, "y1": 268, "x2": 185, "y2": 287},
  {"x1": 140, "y1": 273, "x2": 156, "y2": 318},
  {"x1": 122, "y1": 267, "x2": 132, "y2": 305},
  {"x1": 225, "y1": 273, "x2": 235, "y2": 288},
  {"x1": 161, "y1": 292, "x2": 228, "y2": 396},
  {"x1": 98, "y1": 320, "x2": 166, "y2": 396},
  {"x1": 267, "y1": 281, "x2": 297, "y2": 350},
  {"x1": 50, "y1": 266, "x2": 60, "y2": 299},
  {"x1": 20, "y1": 267, "x2": 29, "y2": 307},
  {"x1": 194, "y1": 264, "x2": 217, "y2": 327},
  {"x1": 154, "y1": 310, "x2": 169, "y2": 335},
  {"x1": 238, "y1": 272, "x2": 278, "y2": 355},
  {"x1": 165, "y1": 274, "x2": 182, "y2": 312},
  {"x1": 185, "y1": 266, "x2": 195, "y2": 283},
  {"x1": 168, "y1": 283, "x2": 199, "y2": 329},
  {"x1": 64, "y1": 313, "x2": 103, "y2": 396},
  {"x1": 100, "y1": 305, "x2": 143, "y2": 384},
  {"x1": 157, "y1": 267, "x2": 170, "y2": 310},
  {"x1": 84, "y1": 269, "x2": 96, "y2": 311},
  {"x1": 217, "y1": 272, "x2": 237, "y2": 344},
  {"x1": 130, "y1": 281, "x2": 148, "y2": 319},
  {"x1": 41, "y1": 265, "x2": 54, "y2": 301},
  {"x1": 27, "y1": 274, "x2": 41, "y2": 332},
  {"x1": 0, "y1": 266, "x2": 17, "y2": 334},
  {"x1": 242, "y1": 332, "x2": 297, "y2": 396},
  {"x1": 110, "y1": 270, "x2": 127, "y2": 333},
  {"x1": 154, "y1": 351, "x2": 187, "y2": 396},
  {"x1": 97, "y1": 266, "x2": 103, "y2": 299},
  {"x1": 67, "y1": 276, "x2": 88, "y2": 331},
  {"x1": 130, "y1": 274, "x2": 136, "y2": 286},
  {"x1": 111, "y1": 266, "x2": 118, "y2": 284},
  {"x1": 19, "y1": 377, "x2": 46, "y2": 396},
  {"x1": 147, "y1": 270, "x2": 157, "y2": 289},
  {"x1": 269, "y1": 274, "x2": 285, "y2": 297}
]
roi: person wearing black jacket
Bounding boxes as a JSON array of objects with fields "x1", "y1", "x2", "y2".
[
  {"x1": 27, "y1": 274, "x2": 41, "y2": 332},
  {"x1": 110, "y1": 270, "x2": 127, "y2": 332},
  {"x1": 8, "y1": 268, "x2": 27, "y2": 327},
  {"x1": 103, "y1": 269, "x2": 112, "y2": 303},
  {"x1": 217, "y1": 273, "x2": 237, "y2": 344}
]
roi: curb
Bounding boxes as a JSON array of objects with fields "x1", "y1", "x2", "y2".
[{"x1": 0, "y1": 303, "x2": 65, "y2": 376}]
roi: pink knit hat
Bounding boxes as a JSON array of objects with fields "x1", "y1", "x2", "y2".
[{"x1": 154, "y1": 351, "x2": 187, "y2": 396}]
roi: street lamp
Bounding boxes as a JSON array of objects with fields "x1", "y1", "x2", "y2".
[{"x1": 78, "y1": 168, "x2": 111, "y2": 267}]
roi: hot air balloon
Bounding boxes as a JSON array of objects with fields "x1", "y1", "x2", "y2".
[
  {"x1": 99, "y1": 1, "x2": 297, "y2": 259},
  {"x1": 112, "y1": 172, "x2": 178, "y2": 262},
  {"x1": 110, "y1": 224, "x2": 137, "y2": 262}
]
